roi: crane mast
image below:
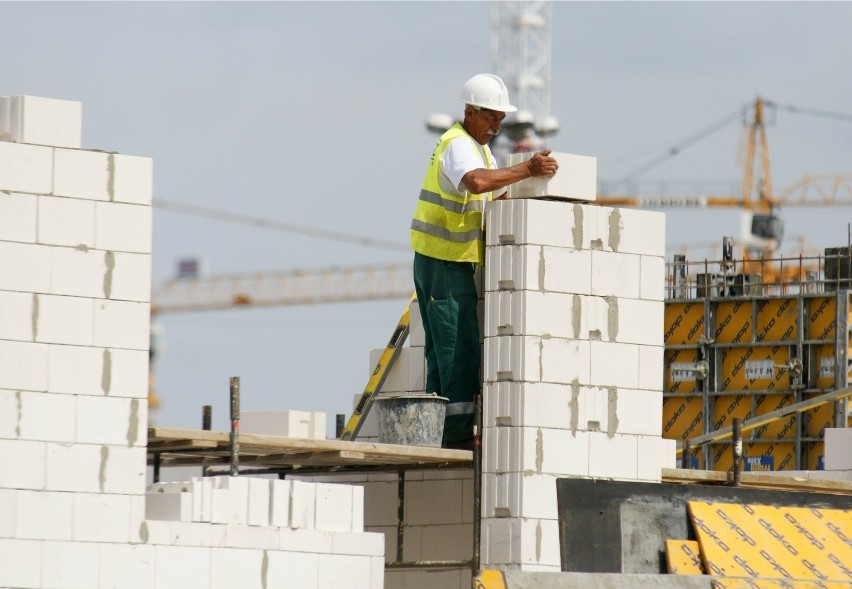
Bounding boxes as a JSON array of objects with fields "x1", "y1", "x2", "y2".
[{"x1": 490, "y1": 1, "x2": 554, "y2": 129}]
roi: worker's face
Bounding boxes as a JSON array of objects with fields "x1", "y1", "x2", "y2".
[{"x1": 466, "y1": 107, "x2": 505, "y2": 145}]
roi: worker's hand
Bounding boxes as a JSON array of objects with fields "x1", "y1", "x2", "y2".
[{"x1": 527, "y1": 149, "x2": 559, "y2": 177}]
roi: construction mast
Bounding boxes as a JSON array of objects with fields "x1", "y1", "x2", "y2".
[{"x1": 489, "y1": 1, "x2": 558, "y2": 160}]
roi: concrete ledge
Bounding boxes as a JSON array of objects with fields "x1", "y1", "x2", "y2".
[{"x1": 499, "y1": 572, "x2": 711, "y2": 589}]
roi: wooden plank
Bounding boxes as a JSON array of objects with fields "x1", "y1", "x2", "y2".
[
  {"x1": 662, "y1": 468, "x2": 852, "y2": 495},
  {"x1": 146, "y1": 426, "x2": 472, "y2": 469}
]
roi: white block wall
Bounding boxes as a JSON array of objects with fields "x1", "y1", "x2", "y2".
[
  {"x1": 0, "y1": 96, "x2": 384, "y2": 589},
  {"x1": 480, "y1": 198, "x2": 674, "y2": 572}
]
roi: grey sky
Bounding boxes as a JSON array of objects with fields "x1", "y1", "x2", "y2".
[{"x1": 2, "y1": 2, "x2": 850, "y2": 432}]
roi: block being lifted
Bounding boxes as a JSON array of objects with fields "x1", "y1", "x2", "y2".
[
  {"x1": 506, "y1": 151, "x2": 596, "y2": 201},
  {"x1": 0, "y1": 95, "x2": 82, "y2": 148}
]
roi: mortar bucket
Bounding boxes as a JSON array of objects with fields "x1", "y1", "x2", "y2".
[{"x1": 374, "y1": 394, "x2": 448, "y2": 447}]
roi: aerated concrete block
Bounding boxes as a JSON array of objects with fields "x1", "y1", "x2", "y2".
[
  {"x1": 638, "y1": 344, "x2": 665, "y2": 391},
  {"x1": 48, "y1": 246, "x2": 110, "y2": 299},
  {"x1": 0, "y1": 191, "x2": 37, "y2": 243},
  {"x1": 76, "y1": 395, "x2": 140, "y2": 446},
  {"x1": 405, "y1": 479, "x2": 464, "y2": 526},
  {"x1": 35, "y1": 294, "x2": 94, "y2": 346},
  {"x1": 17, "y1": 390, "x2": 76, "y2": 443},
  {"x1": 47, "y1": 343, "x2": 103, "y2": 395},
  {"x1": 112, "y1": 154, "x2": 154, "y2": 205},
  {"x1": 588, "y1": 431, "x2": 639, "y2": 479},
  {"x1": 290, "y1": 480, "x2": 317, "y2": 530},
  {"x1": 541, "y1": 246, "x2": 593, "y2": 294},
  {"x1": 483, "y1": 381, "x2": 574, "y2": 429},
  {"x1": 0, "y1": 340, "x2": 49, "y2": 392},
  {"x1": 484, "y1": 471, "x2": 558, "y2": 519},
  {"x1": 825, "y1": 428, "x2": 852, "y2": 470},
  {"x1": 97, "y1": 544, "x2": 156, "y2": 589},
  {"x1": 506, "y1": 151, "x2": 597, "y2": 201},
  {"x1": 483, "y1": 426, "x2": 591, "y2": 477},
  {"x1": 108, "y1": 251, "x2": 152, "y2": 302},
  {"x1": 590, "y1": 341, "x2": 641, "y2": 389},
  {"x1": 146, "y1": 489, "x2": 192, "y2": 522},
  {"x1": 485, "y1": 289, "x2": 575, "y2": 338},
  {"x1": 483, "y1": 335, "x2": 541, "y2": 383},
  {"x1": 484, "y1": 198, "x2": 579, "y2": 248},
  {"x1": 0, "y1": 538, "x2": 42, "y2": 588},
  {"x1": 43, "y1": 442, "x2": 102, "y2": 493},
  {"x1": 74, "y1": 493, "x2": 135, "y2": 542},
  {"x1": 93, "y1": 299, "x2": 150, "y2": 350},
  {"x1": 247, "y1": 477, "x2": 271, "y2": 526},
  {"x1": 101, "y1": 446, "x2": 147, "y2": 495},
  {"x1": 94, "y1": 201, "x2": 152, "y2": 254},
  {"x1": 0, "y1": 95, "x2": 81, "y2": 148},
  {"x1": 15, "y1": 489, "x2": 73, "y2": 540},
  {"x1": 315, "y1": 483, "x2": 354, "y2": 532},
  {"x1": 637, "y1": 436, "x2": 676, "y2": 481},
  {"x1": 210, "y1": 547, "x2": 265, "y2": 589},
  {"x1": 105, "y1": 348, "x2": 150, "y2": 399},
  {"x1": 608, "y1": 208, "x2": 666, "y2": 256},
  {"x1": 485, "y1": 244, "x2": 541, "y2": 292},
  {"x1": 42, "y1": 541, "x2": 99, "y2": 589},
  {"x1": 0, "y1": 241, "x2": 51, "y2": 293},
  {"x1": 0, "y1": 290, "x2": 35, "y2": 341},
  {"x1": 53, "y1": 148, "x2": 111, "y2": 201},
  {"x1": 409, "y1": 301, "x2": 426, "y2": 347},
  {"x1": 640, "y1": 255, "x2": 666, "y2": 302},
  {"x1": 368, "y1": 346, "x2": 426, "y2": 393},
  {"x1": 481, "y1": 517, "x2": 561, "y2": 568},
  {"x1": 210, "y1": 476, "x2": 250, "y2": 525},
  {"x1": 192, "y1": 476, "x2": 213, "y2": 523},
  {"x1": 37, "y1": 194, "x2": 96, "y2": 248},
  {"x1": 154, "y1": 545, "x2": 211, "y2": 588},
  {"x1": 0, "y1": 142, "x2": 53, "y2": 194},
  {"x1": 264, "y1": 550, "x2": 319, "y2": 587},
  {"x1": 613, "y1": 297, "x2": 664, "y2": 346},
  {"x1": 241, "y1": 410, "x2": 328, "y2": 439},
  {"x1": 590, "y1": 250, "x2": 642, "y2": 298},
  {"x1": 540, "y1": 338, "x2": 591, "y2": 384}
]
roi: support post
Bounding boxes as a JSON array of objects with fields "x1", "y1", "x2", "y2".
[
  {"x1": 731, "y1": 418, "x2": 742, "y2": 487},
  {"x1": 681, "y1": 439, "x2": 691, "y2": 469},
  {"x1": 472, "y1": 394, "x2": 482, "y2": 577},
  {"x1": 230, "y1": 376, "x2": 240, "y2": 477},
  {"x1": 202, "y1": 405, "x2": 212, "y2": 430},
  {"x1": 336, "y1": 414, "x2": 345, "y2": 438}
]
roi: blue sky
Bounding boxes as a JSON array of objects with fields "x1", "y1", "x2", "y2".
[{"x1": 2, "y1": 2, "x2": 850, "y2": 433}]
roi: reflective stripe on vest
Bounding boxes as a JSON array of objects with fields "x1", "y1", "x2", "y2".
[{"x1": 410, "y1": 123, "x2": 492, "y2": 264}]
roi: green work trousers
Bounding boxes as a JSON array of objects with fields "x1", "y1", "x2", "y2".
[{"x1": 413, "y1": 252, "x2": 480, "y2": 445}]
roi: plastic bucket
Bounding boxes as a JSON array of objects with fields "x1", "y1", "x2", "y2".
[{"x1": 374, "y1": 394, "x2": 448, "y2": 447}]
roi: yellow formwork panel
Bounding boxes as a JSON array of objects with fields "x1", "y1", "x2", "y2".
[
  {"x1": 666, "y1": 301, "x2": 706, "y2": 345},
  {"x1": 473, "y1": 570, "x2": 505, "y2": 589},
  {"x1": 807, "y1": 296, "x2": 837, "y2": 340},
  {"x1": 752, "y1": 393, "x2": 797, "y2": 440},
  {"x1": 712, "y1": 579, "x2": 852, "y2": 589},
  {"x1": 814, "y1": 343, "x2": 840, "y2": 389},
  {"x1": 666, "y1": 348, "x2": 700, "y2": 394},
  {"x1": 756, "y1": 298, "x2": 799, "y2": 342},
  {"x1": 689, "y1": 501, "x2": 852, "y2": 582},
  {"x1": 666, "y1": 539, "x2": 704, "y2": 575},
  {"x1": 663, "y1": 396, "x2": 704, "y2": 443},
  {"x1": 718, "y1": 346, "x2": 790, "y2": 393},
  {"x1": 716, "y1": 300, "x2": 755, "y2": 344}
]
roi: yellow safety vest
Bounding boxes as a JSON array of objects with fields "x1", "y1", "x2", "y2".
[{"x1": 410, "y1": 123, "x2": 493, "y2": 264}]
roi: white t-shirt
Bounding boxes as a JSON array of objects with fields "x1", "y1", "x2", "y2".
[{"x1": 438, "y1": 136, "x2": 498, "y2": 198}]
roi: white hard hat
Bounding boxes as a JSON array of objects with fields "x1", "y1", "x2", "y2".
[{"x1": 459, "y1": 74, "x2": 518, "y2": 113}]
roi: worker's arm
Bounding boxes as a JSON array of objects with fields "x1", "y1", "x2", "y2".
[{"x1": 461, "y1": 149, "x2": 558, "y2": 195}]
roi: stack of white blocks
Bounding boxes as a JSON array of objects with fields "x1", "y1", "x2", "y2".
[
  {"x1": 241, "y1": 409, "x2": 327, "y2": 439},
  {"x1": 0, "y1": 96, "x2": 384, "y2": 589},
  {"x1": 480, "y1": 197, "x2": 676, "y2": 571}
]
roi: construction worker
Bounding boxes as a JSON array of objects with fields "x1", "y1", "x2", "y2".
[{"x1": 410, "y1": 73, "x2": 559, "y2": 449}]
